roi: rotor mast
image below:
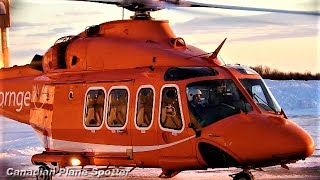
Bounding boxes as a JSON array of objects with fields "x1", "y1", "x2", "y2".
[
  {"x1": 0, "y1": 0, "x2": 10, "y2": 68},
  {"x1": 131, "y1": 11, "x2": 153, "y2": 20}
]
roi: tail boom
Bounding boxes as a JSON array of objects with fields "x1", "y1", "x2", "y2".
[{"x1": 0, "y1": 65, "x2": 42, "y2": 124}]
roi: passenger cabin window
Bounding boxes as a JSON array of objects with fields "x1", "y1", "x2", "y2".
[
  {"x1": 84, "y1": 88, "x2": 106, "y2": 128},
  {"x1": 160, "y1": 86, "x2": 183, "y2": 131},
  {"x1": 107, "y1": 88, "x2": 129, "y2": 128},
  {"x1": 135, "y1": 87, "x2": 154, "y2": 129}
]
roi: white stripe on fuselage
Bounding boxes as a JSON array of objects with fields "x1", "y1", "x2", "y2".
[{"x1": 34, "y1": 131, "x2": 195, "y2": 153}]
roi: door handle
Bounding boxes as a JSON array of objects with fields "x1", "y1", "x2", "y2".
[
  {"x1": 208, "y1": 134, "x2": 220, "y2": 137},
  {"x1": 117, "y1": 128, "x2": 128, "y2": 135}
]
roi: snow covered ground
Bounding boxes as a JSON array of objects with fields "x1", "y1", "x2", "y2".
[
  {"x1": 265, "y1": 80, "x2": 320, "y2": 116},
  {"x1": 0, "y1": 80, "x2": 319, "y2": 179}
]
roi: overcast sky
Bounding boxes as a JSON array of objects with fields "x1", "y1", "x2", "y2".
[{"x1": 7, "y1": 0, "x2": 320, "y2": 73}]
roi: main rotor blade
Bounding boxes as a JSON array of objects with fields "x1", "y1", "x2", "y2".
[
  {"x1": 183, "y1": 1, "x2": 320, "y2": 16},
  {"x1": 67, "y1": 0, "x2": 163, "y2": 11},
  {"x1": 66, "y1": 0, "x2": 320, "y2": 16},
  {"x1": 66, "y1": 0, "x2": 122, "y2": 5}
]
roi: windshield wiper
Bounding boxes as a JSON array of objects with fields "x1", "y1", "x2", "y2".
[{"x1": 253, "y1": 93, "x2": 277, "y2": 113}]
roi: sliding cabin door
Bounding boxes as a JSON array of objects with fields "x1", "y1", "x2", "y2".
[
  {"x1": 105, "y1": 84, "x2": 133, "y2": 158},
  {"x1": 131, "y1": 85, "x2": 159, "y2": 165},
  {"x1": 158, "y1": 84, "x2": 194, "y2": 160}
]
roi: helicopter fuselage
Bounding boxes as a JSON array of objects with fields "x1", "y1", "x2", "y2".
[{"x1": 0, "y1": 19, "x2": 314, "y2": 174}]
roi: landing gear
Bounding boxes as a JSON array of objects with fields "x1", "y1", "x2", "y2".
[
  {"x1": 36, "y1": 165, "x2": 53, "y2": 180},
  {"x1": 231, "y1": 171, "x2": 254, "y2": 180},
  {"x1": 159, "y1": 169, "x2": 181, "y2": 178}
]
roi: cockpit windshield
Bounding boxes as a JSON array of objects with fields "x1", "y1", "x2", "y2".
[
  {"x1": 187, "y1": 79, "x2": 253, "y2": 128},
  {"x1": 240, "y1": 79, "x2": 281, "y2": 113}
]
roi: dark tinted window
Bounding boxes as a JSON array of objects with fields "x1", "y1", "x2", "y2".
[{"x1": 164, "y1": 67, "x2": 218, "y2": 81}]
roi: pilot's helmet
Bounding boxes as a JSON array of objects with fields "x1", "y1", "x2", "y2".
[{"x1": 187, "y1": 88, "x2": 202, "y2": 101}]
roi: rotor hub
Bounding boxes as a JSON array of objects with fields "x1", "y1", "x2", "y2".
[{"x1": 130, "y1": 11, "x2": 153, "y2": 20}]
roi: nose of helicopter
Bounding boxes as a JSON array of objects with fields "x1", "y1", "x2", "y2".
[
  {"x1": 280, "y1": 119, "x2": 315, "y2": 160},
  {"x1": 296, "y1": 127, "x2": 315, "y2": 158}
]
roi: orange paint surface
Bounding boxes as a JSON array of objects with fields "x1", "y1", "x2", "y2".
[{"x1": 0, "y1": 19, "x2": 314, "y2": 176}]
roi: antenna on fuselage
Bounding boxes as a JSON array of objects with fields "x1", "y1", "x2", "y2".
[
  {"x1": 0, "y1": 0, "x2": 10, "y2": 68},
  {"x1": 209, "y1": 38, "x2": 227, "y2": 60}
]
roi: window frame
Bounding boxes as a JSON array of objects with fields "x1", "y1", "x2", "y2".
[
  {"x1": 105, "y1": 86, "x2": 130, "y2": 131},
  {"x1": 134, "y1": 85, "x2": 156, "y2": 132},
  {"x1": 83, "y1": 86, "x2": 107, "y2": 131},
  {"x1": 158, "y1": 84, "x2": 185, "y2": 134}
]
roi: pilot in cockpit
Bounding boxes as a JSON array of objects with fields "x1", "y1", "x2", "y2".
[
  {"x1": 188, "y1": 88, "x2": 203, "y2": 107},
  {"x1": 187, "y1": 88, "x2": 204, "y2": 124}
]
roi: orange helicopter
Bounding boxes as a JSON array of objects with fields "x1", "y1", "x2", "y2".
[{"x1": 0, "y1": 0, "x2": 317, "y2": 180}]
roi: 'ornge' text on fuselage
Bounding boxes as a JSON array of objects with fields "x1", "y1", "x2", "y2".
[{"x1": 0, "y1": 91, "x2": 31, "y2": 112}]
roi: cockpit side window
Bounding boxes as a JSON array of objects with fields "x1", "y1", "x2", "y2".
[
  {"x1": 83, "y1": 88, "x2": 106, "y2": 129},
  {"x1": 135, "y1": 87, "x2": 155, "y2": 129},
  {"x1": 252, "y1": 85, "x2": 267, "y2": 103},
  {"x1": 107, "y1": 88, "x2": 129, "y2": 128},
  {"x1": 240, "y1": 79, "x2": 281, "y2": 113},
  {"x1": 187, "y1": 80, "x2": 253, "y2": 128},
  {"x1": 160, "y1": 86, "x2": 184, "y2": 131}
]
